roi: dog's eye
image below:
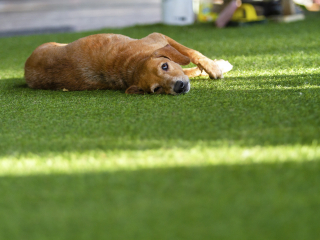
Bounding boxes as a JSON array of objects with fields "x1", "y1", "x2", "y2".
[
  {"x1": 161, "y1": 63, "x2": 169, "y2": 71},
  {"x1": 153, "y1": 86, "x2": 162, "y2": 93}
]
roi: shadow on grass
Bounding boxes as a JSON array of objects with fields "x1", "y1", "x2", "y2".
[
  {"x1": 12, "y1": 82, "x2": 28, "y2": 89},
  {"x1": 0, "y1": 75, "x2": 319, "y2": 157},
  {"x1": 0, "y1": 161, "x2": 319, "y2": 240}
]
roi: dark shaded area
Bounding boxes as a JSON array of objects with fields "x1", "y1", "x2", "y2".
[{"x1": 0, "y1": 160, "x2": 319, "y2": 240}]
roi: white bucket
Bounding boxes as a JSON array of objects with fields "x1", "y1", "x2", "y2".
[{"x1": 162, "y1": 0, "x2": 195, "y2": 25}]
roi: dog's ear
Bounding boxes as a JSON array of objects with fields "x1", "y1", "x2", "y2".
[
  {"x1": 152, "y1": 44, "x2": 190, "y2": 65},
  {"x1": 125, "y1": 85, "x2": 145, "y2": 94}
]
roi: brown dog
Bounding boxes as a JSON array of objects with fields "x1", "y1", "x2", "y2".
[{"x1": 24, "y1": 32, "x2": 232, "y2": 95}]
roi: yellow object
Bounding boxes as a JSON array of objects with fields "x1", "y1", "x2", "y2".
[
  {"x1": 231, "y1": 3, "x2": 265, "y2": 22},
  {"x1": 198, "y1": 2, "x2": 218, "y2": 22}
]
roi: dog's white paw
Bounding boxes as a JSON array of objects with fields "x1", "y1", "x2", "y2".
[
  {"x1": 215, "y1": 59, "x2": 233, "y2": 74},
  {"x1": 197, "y1": 58, "x2": 222, "y2": 79}
]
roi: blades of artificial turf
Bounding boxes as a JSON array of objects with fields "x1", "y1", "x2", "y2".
[{"x1": 0, "y1": 13, "x2": 320, "y2": 240}]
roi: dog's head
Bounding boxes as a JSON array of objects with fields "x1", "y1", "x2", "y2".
[{"x1": 125, "y1": 44, "x2": 191, "y2": 95}]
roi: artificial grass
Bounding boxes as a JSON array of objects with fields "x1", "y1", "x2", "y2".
[{"x1": 0, "y1": 13, "x2": 320, "y2": 240}]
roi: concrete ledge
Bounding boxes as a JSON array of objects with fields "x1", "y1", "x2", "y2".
[
  {"x1": 0, "y1": 26, "x2": 74, "y2": 37},
  {"x1": 0, "y1": 0, "x2": 162, "y2": 37}
]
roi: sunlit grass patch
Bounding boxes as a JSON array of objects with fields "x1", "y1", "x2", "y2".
[{"x1": 1, "y1": 143, "x2": 319, "y2": 176}]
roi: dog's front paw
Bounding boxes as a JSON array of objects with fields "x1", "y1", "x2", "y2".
[
  {"x1": 215, "y1": 59, "x2": 233, "y2": 73},
  {"x1": 197, "y1": 58, "x2": 223, "y2": 79}
]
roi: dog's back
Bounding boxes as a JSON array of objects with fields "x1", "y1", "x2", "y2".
[
  {"x1": 24, "y1": 34, "x2": 141, "y2": 91},
  {"x1": 25, "y1": 42, "x2": 72, "y2": 90}
]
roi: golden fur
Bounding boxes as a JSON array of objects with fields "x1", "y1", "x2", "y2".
[{"x1": 24, "y1": 33, "x2": 232, "y2": 95}]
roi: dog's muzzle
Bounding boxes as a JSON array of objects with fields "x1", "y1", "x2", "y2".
[{"x1": 174, "y1": 80, "x2": 190, "y2": 94}]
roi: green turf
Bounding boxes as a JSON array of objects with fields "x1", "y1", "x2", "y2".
[{"x1": 0, "y1": 13, "x2": 320, "y2": 240}]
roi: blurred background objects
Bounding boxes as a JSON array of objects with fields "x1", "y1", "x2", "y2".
[
  {"x1": 0, "y1": 0, "x2": 318, "y2": 37},
  {"x1": 0, "y1": 0, "x2": 161, "y2": 37}
]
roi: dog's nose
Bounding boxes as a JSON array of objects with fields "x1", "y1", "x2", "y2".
[{"x1": 174, "y1": 81, "x2": 185, "y2": 93}]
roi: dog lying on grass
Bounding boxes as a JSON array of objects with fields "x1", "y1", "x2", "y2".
[{"x1": 25, "y1": 33, "x2": 232, "y2": 95}]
